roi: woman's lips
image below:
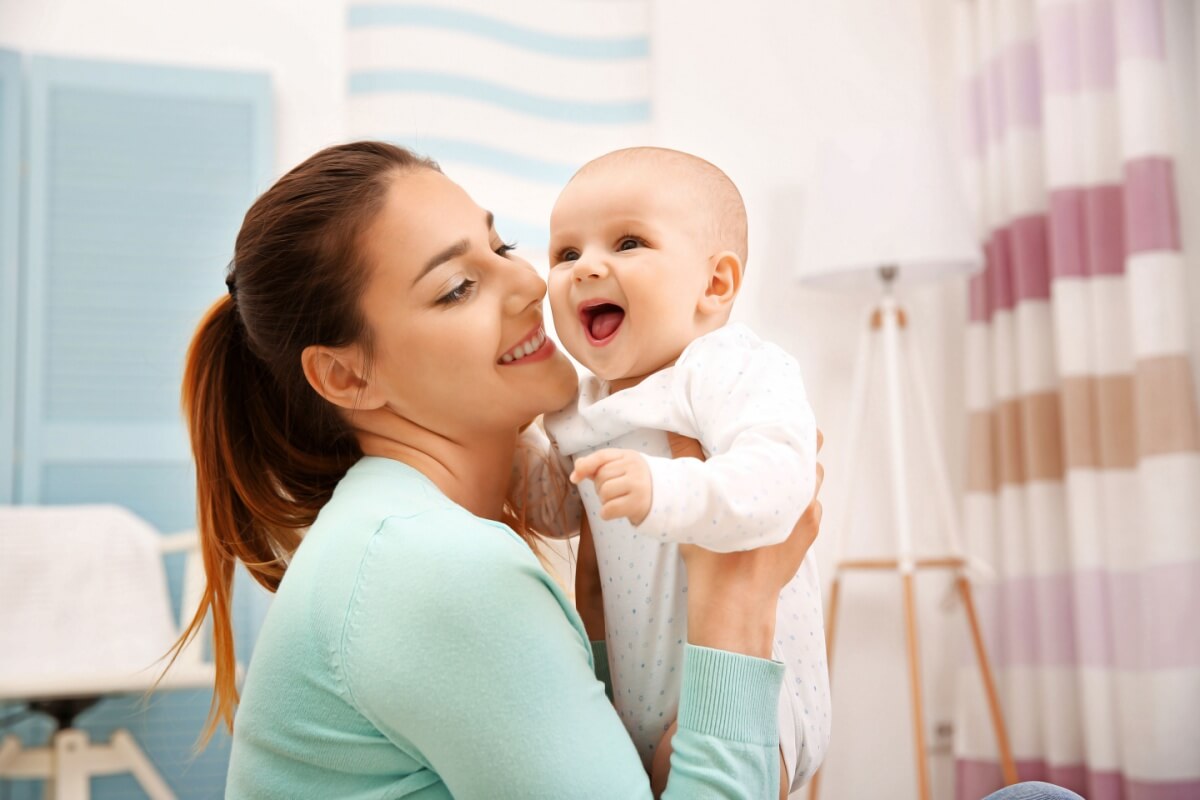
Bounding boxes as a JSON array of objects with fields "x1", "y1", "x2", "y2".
[{"x1": 498, "y1": 326, "x2": 557, "y2": 365}]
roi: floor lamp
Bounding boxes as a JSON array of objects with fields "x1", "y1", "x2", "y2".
[{"x1": 798, "y1": 123, "x2": 1018, "y2": 800}]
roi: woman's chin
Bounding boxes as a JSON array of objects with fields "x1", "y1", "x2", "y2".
[{"x1": 538, "y1": 354, "x2": 581, "y2": 413}]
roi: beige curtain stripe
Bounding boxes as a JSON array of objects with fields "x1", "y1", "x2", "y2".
[
  {"x1": 967, "y1": 354, "x2": 1199, "y2": 492},
  {"x1": 1135, "y1": 354, "x2": 1200, "y2": 458}
]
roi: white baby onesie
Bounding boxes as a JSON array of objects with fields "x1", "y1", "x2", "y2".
[{"x1": 538, "y1": 323, "x2": 832, "y2": 791}]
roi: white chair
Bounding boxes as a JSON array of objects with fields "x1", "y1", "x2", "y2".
[{"x1": 0, "y1": 505, "x2": 225, "y2": 800}]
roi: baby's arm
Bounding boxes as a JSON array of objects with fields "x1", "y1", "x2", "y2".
[
  {"x1": 509, "y1": 421, "x2": 583, "y2": 539},
  {"x1": 576, "y1": 336, "x2": 816, "y2": 552}
]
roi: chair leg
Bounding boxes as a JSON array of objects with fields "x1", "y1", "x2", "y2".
[
  {"x1": 50, "y1": 729, "x2": 90, "y2": 800},
  {"x1": 0, "y1": 735, "x2": 19, "y2": 772},
  {"x1": 111, "y1": 730, "x2": 176, "y2": 800},
  {"x1": 957, "y1": 576, "x2": 1018, "y2": 785}
]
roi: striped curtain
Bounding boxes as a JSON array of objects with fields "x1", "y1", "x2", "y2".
[
  {"x1": 953, "y1": 1, "x2": 1200, "y2": 799},
  {"x1": 344, "y1": 0, "x2": 651, "y2": 262}
]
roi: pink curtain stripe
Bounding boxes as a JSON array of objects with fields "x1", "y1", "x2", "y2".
[
  {"x1": 1124, "y1": 157, "x2": 1182, "y2": 254},
  {"x1": 985, "y1": 53, "x2": 1009, "y2": 147},
  {"x1": 969, "y1": 560, "x2": 1200, "y2": 670},
  {"x1": 1049, "y1": 185, "x2": 1126, "y2": 278},
  {"x1": 1040, "y1": 0, "x2": 1118, "y2": 94},
  {"x1": 957, "y1": 759, "x2": 1200, "y2": 800},
  {"x1": 967, "y1": 186, "x2": 1130, "y2": 323},
  {"x1": 1115, "y1": 0, "x2": 1168, "y2": 61},
  {"x1": 1008, "y1": 41, "x2": 1044, "y2": 130},
  {"x1": 985, "y1": 229, "x2": 1015, "y2": 316},
  {"x1": 964, "y1": 41, "x2": 1042, "y2": 154},
  {"x1": 1009, "y1": 215, "x2": 1052, "y2": 302}
]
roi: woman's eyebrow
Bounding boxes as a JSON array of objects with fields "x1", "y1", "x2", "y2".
[{"x1": 413, "y1": 211, "x2": 495, "y2": 286}]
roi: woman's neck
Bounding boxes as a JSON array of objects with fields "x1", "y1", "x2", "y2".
[{"x1": 354, "y1": 412, "x2": 516, "y2": 521}]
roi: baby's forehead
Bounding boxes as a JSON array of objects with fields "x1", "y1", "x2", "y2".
[
  {"x1": 559, "y1": 158, "x2": 717, "y2": 223},
  {"x1": 578, "y1": 153, "x2": 709, "y2": 193}
]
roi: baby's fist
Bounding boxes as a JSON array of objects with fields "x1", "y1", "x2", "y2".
[{"x1": 570, "y1": 448, "x2": 653, "y2": 526}]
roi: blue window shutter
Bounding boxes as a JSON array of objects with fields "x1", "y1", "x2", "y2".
[
  {"x1": 13, "y1": 55, "x2": 273, "y2": 800},
  {"x1": 0, "y1": 50, "x2": 20, "y2": 504}
]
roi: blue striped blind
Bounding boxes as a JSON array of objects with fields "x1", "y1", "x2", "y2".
[
  {"x1": 0, "y1": 50, "x2": 19, "y2": 504},
  {"x1": 345, "y1": 0, "x2": 652, "y2": 261},
  {"x1": 5, "y1": 55, "x2": 273, "y2": 800}
]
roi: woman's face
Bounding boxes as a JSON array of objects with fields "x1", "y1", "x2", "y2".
[{"x1": 356, "y1": 169, "x2": 578, "y2": 438}]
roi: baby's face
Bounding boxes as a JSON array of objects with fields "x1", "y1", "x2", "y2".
[{"x1": 547, "y1": 166, "x2": 713, "y2": 386}]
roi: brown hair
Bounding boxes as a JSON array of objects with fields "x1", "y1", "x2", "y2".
[{"x1": 172, "y1": 142, "x2": 441, "y2": 743}]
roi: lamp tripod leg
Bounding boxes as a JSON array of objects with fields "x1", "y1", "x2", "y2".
[
  {"x1": 957, "y1": 576, "x2": 1018, "y2": 785},
  {"x1": 899, "y1": 295, "x2": 1017, "y2": 786},
  {"x1": 879, "y1": 296, "x2": 932, "y2": 800},
  {"x1": 901, "y1": 572, "x2": 932, "y2": 800},
  {"x1": 806, "y1": 572, "x2": 842, "y2": 800},
  {"x1": 808, "y1": 315, "x2": 875, "y2": 800}
]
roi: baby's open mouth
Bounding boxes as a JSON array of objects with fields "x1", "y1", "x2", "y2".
[{"x1": 579, "y1": 301, "x2": 625, "y2": 346}]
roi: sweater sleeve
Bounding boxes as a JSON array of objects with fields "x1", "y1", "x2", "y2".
[
  {"x1": 340, "y1": 509, "x2": 784, "y2": 800},
  {"x1": 509, "y1": 422, "x2": 582, "y2": 539},
  {"x1": 635, "y1": 333, "x2": 818, "y2": 552}
]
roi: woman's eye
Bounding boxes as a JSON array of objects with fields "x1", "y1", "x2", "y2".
[
  {"x1": 494, "y1": 241, "x2": 517, "y2": 257},
  {"x1": 617, "y1": 237, "x2": 640, "y2": 252},
  {"x1": 437, "y1": 279, "x2": 477, "y2": 306}
]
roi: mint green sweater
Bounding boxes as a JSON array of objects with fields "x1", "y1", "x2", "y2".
[{"x1": 226, "y1": 457, "x2": 784, "y2": 798}]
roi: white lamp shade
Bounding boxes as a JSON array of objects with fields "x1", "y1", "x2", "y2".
[{"x1": 797, "y1": 121, "x2": 983, "y2": 289}]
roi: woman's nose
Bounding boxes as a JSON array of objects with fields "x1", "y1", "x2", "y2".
[{"x1": 504, "y1": 260, "x2": 547, "y2": 315}]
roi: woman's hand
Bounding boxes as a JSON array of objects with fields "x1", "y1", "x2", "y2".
[{"x1": 670, "y1": 430, "x2": 824, "y2": 659}]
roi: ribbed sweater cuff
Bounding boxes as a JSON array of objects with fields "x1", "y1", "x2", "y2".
[{"x1": 677, "y1": 645, "x2": 784, "y2": 747}]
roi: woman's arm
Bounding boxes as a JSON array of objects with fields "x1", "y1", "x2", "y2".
[{"x1": 340, "y1": 507, "x2": 786, "y2": 799}]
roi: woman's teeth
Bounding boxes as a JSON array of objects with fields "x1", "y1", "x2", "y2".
[{"x1": 500, "y1": 329, "x2": 546, "y2": 363}]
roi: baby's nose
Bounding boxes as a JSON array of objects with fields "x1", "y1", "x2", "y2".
[{"x1": 571, "y1": 256, "x2": 607, "y2": 281}]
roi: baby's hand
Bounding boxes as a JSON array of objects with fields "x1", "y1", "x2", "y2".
[{"x1": 570, "y1": 448, "x2": 652, "y2": 526}]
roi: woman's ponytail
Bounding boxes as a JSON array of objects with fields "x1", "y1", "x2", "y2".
[{"x1": 170, "y1": 142, "x2": 440, "y2": 743}]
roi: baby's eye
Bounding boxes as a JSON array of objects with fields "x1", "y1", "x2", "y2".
[
  {"x1": 617, "y1": 237, "x2": 640, "y2": 252},
  {"x1": 558, "y1": 248, "x2": 580, "y2": 263}
]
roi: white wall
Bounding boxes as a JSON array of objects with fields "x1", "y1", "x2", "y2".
[
  {"x1": 651, "y1": 1, "x2": 969, "y2": 797},
  {"x1": 0, "y1": 0, "x2": 347, "y2": 176}
]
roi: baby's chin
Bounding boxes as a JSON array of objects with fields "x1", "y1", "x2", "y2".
[{"x1": 587, "y1": 354, "x2": 670, "y2": 391}]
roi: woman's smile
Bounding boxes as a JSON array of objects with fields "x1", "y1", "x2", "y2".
[{"x1": 499, "y1": 323, "x2": 557, "y2": 365}]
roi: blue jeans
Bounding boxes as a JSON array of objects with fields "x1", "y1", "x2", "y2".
[{"x1": 983, "y1": 782, "x2": 1085, "y2": 800}]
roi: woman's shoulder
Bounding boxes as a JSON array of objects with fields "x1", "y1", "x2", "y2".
[{"x1": 337, "y1": 492, "x2": 582, "y2": 699}]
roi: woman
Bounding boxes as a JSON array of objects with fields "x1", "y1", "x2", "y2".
[
  {"x1": 178, "y1": 141, "x2": 1082, "y2": 800},
  {"x1": 180, "y1": 141, "x2": 812, "y2": 798}
]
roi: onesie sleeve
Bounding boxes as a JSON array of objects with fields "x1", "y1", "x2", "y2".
[
  {"x1": 508, "y1": 421, "x2": 582, "y2": 539},
  {"x1": 635, "y1": 332, "x2": 818, "y2": 552},
  {"x1": 340, "y1": 509, "x2": 785, "y2": 799}
]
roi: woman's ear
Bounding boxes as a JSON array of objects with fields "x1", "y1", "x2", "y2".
[
  {"x1": 698, "y1": 251, "x2": 743, "y2": 317},
  {"x1": 301, "y1": 344, "x2": 386, "y2": 411}
]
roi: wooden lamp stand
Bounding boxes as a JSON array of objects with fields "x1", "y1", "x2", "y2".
[{"x1": 807, "y1": 267, "x2": 1018, "y2": 800}]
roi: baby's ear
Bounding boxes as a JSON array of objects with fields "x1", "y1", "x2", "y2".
[{"x1": 698, "y1": 251, "x2": 743, "y2": 316}]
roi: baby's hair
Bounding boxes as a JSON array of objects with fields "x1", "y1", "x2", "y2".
[{"x1": 572, "y1": 147, "x2": 749, "y2": 266}]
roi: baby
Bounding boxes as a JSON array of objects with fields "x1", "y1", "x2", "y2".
[{"x1": 520, "y1": 147, "x2": 830, "y2": 796}]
